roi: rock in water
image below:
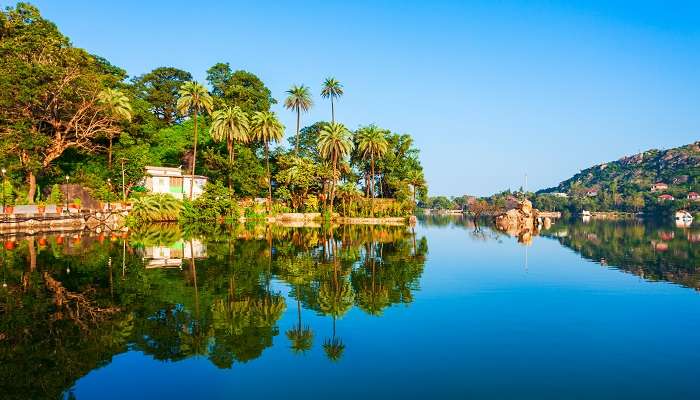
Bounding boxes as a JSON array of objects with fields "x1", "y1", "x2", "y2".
[{"x1": 494, "y1": 199, "x2": 541, "y2": 245}]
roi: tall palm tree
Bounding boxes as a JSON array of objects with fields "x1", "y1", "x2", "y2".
[
  {"x1": 210, "y1": 106, "x2": 249, "y2": 190},
  {"x1": 177, "y1": 81, "x2": 213, "y2": 199},
  {"x1": 98, "y1": 88, "x2": 132, "y2": 169},
  {"x1": 318, "y1": 122, "x2": 354, "y2": 215},
  {"x1": 356, "y1": 125, "x2": 388, "y2": 215},
  {"x1": 284, "y1": 85, "x2": 313, "y2": 154},
  {"x1": 250, "y1": 111, "x2": 284, "y2": 210},
  {"x1": 320, "y1": 77, "x2": 343, "y2": 123}
]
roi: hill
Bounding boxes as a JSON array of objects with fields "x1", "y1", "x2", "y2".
[{"x1": 540, "y1": 141, "x2": 700, "y2": 196}]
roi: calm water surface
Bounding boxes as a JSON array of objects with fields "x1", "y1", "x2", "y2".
[{"x1": 1, "y1": 217, "x2": 699, "y2": 399}]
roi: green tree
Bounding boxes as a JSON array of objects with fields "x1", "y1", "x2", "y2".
[
  {"x1": 131, "y1": 67, "x2": 192, "y2": 125},
  {"x1": 275, "y1": 155, "x2": 322, "y2": 211},
  {"x1": 177, "y1": 81, "x2": 213, "y2": 199},
  {"x1": 206, "y1": 64, "x2": 275, "y2": 112},
  {"x1": 250, "y1": 111, "x2": 284, "y2": 209},
  {"x1": 320, "y1": 77, "x2": 344, "y2": 123},
  {"x1": 318, "y1": 123, "x2": 354, "y2": 214},
  {"x1": 98, "y1": 88, "x2": 132, "y2": 169},
  {"x1": 210, "y1": 106, "x2": 250, "y2": 189},
  {"x1": 0, "y1": 3, "x2": 126, "y2": 202},
  {"x1": 405, "y1": 169, "x2": 427, "y2": 207},
  {"x1": 356, "y1": 125, "x2": 389, "y2": 201},
  {"x1": 284, "y1": 85, "x2": 313, "y2": 154}
]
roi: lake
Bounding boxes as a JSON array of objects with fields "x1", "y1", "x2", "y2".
[{"x1": 1, "y1": 217, "x2": 699, "y2": 399}]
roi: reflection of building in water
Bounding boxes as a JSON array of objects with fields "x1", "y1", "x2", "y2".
[{"x1": 141, "y1": 239, "x2": 207, "y2": 269}]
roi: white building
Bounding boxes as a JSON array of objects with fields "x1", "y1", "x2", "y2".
[
  {"x1": 142, "y1": 239, "x2": 207, "y2": 269},
  {"x1": 143, "y1": 166, "x2": 207, "y2": 199}
]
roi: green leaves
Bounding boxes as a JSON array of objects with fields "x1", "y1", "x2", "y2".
[
  {"x1": 318, "y1": 122, "x2": 353, "y2": 162},
  {"x1": 177, "y1": 81, "x2": 213, "y2": 117},
  {"x1": 320, "y1": 77, "x2": 344, "y2": 100},
  {"x1": 250, "y1": 111, "x2": 284, "y2": 144},
  {"x1": 284, "y1": 84, "x2": 313, "y2": 113}
]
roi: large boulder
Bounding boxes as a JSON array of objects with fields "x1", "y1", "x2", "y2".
[{"x1": 494, "y1": 199, "x2": 541, "y2": 245}]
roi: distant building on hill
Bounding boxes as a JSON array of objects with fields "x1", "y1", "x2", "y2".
[
  {"x1": 657, "y1": 194, "x2": 675, "y2": 201},
  {"x1": 651, "y1": 182, "x2": 668, "y2": 192},
  {"x1": 143, "y1": 166, "x2": 207, "y2": 199},
  {"x1": 585, "y1": 189, "x2": 598, "y2": 197},
  {"x1": 687, "y1": 192, "x2": 700, "y2": 201}
]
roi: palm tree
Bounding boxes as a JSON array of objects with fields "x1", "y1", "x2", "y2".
[
  {"x1": 177, "y1": 81, "x2": 213, "y2": 199},
  {"x1": 284, "y1": 85, "x2": 313, "y2": 154},
  {"x1": 210, "y1": 106, "x2": 250, "y2": 164},
  {"x1": 317, "y1": 123, "x2": 354, "y2": 215},
  {"x1": 210, "y1": 106, "x2": 249, "y2": 190},
  {"x1": 250, "y1": 111, "x2": 284, "y2": 210},
  {"x1": 320, "y1": 77, "x2": 343, "y2": 123},
  {"x1": 98, "y1": 88, "x2": 132, "y2": 169},
  {"x1": 406, "y1": 169, "x2": 427, "y2": 207},
  {"x1": 356, "y1": 125, "x2": 388, "y2": 215}
]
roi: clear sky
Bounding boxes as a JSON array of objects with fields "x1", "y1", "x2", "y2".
[{"x1": 11, "y1": 0, "x2": 700, "y2": 196}]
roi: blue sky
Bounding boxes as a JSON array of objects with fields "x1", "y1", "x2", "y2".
[{"x1": 12, "y1": 0, "x2": 700, "y2": 196}]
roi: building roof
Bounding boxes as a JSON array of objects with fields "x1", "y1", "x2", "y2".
[{"x1": 145, "y1": 165, "x2": 183, "y2": 177}]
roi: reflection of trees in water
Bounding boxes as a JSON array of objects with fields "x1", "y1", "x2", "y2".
[
  {"x1": 0, "y1": 223, "x2": 428, "y2": 396},
  {"x1": 541, "y1": 220, "x2": 700, "y2": 290}
]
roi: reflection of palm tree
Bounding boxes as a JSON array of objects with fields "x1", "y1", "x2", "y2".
[
  {"x1": 318, "y1": 244, "x2": 353, "y2": 361},
  {"x1": 323, "y1": 316, "x2": 345, "y2": 362},
  {"x1": 285, "y1": 297, "x2": 313, "y2": 354}
]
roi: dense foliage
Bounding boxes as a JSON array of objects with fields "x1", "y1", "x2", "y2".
[{"x1": 0, "y1": 3, "x2": 426, "y2": 216}]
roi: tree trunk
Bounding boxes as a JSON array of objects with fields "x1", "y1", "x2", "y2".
[
  {"x1": 331, "y1": 97, "x2": 335, "y2": 124},
  {"x1": 365, "y1": 173, "x2": 370, "y2": 197},
  {"x1": 265, "y1": 142, "x2": 272, "y2": 211},
  {"x1": 295, "y1": 109, "x2": 300, "y2": 154},
  {"x1": 227, "y1": 136, "x2": 234, "y2": 191},
  {"x1": 329, "y1": 155, "x2": 338, "y2": 216},
  {"x1": 190, "y1": 108, "x2": 198, "y2": 200},
  {"x1": 25, "y1": 171, "x2": 37, "y2": 204},
  {"x1": 108, "y1": 135, "x2": 113, "y2": 170}
]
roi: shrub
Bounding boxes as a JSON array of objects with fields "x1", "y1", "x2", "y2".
[
  {"x1": 304, "y1": 195, "x2": 319, "y2": 213},
  {"x1": 2, "y1": 180, "x2": 14, "y2": 206},
  {"x1": 131, "y1": 194, "x2": 182, "y2": 222},
  {"x1": 49, "y1": 184, "x2": 63, "y2": 204},
  {"x1": 180, "y1": 181, "x2": 240, "y2": 221}
]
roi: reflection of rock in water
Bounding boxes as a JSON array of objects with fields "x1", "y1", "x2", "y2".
[{"x1": 494, "y1": 199, "x2": 541, "y2": 245}]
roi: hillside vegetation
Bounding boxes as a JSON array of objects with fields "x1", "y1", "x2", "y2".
[
  {"x1": 543, "y1": 141, "x2": 700, "y2": 195},
  {"x1": 532, "y1": 141, "x2": 700, "y2": 215}
]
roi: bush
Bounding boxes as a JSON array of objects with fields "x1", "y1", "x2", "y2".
[
  {"x1": 130, "y1": 193, "x2": 182, "y2": 222},
  {"x1": 304, "y1": 195, "x2": 319, "y2": 213},
  {"x1": 180, "y1": 181, "x2": 240, "y2": 221},
  {"x1": 49, "y1": 184, "x2": 63, "y2": 204},
  {"x1": 2, "y1": 180, "x2": 14, "y2": 206}
]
